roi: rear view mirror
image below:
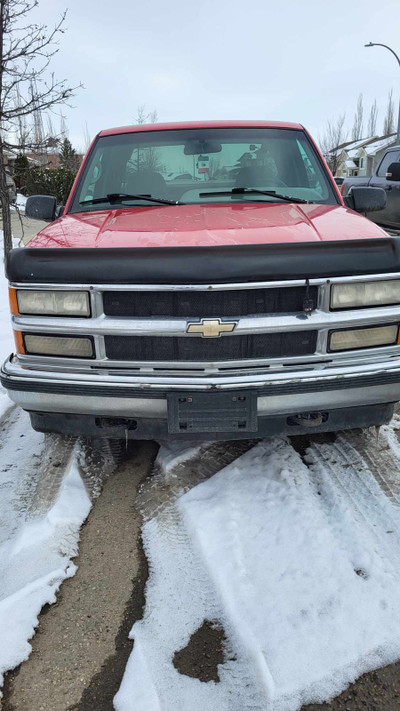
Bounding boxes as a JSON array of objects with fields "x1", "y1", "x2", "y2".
[
  {"x1": 25, "y1": 195, "x2": 57, "y2": 221},
  {"x1": 386, "y1": 162, "x2": 400, "y2": 181},
  {"x1": 344, "y1": 186, "x2": 386, "y2": 213},
  {"x1": 184, "y1": 140, "x2": 222, "y2": 155}
]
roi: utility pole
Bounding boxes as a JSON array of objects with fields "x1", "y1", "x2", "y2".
[{"x1": 365, "y1": 42, "x2": 400, "y2": 144}]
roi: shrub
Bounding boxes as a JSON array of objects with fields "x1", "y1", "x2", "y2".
[{"x1": 23, "y1": 166, "x2": 77, "y2": 204}]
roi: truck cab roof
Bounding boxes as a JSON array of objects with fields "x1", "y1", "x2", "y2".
[{"x1": 98, "y1": 120, "x2": 304, "y2": 137}]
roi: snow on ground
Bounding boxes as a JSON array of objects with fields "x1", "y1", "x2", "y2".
[
  {"x1": 115, "y1": 433, "x2": 400, "y2": 711},
  {"x1": 156, "y1": 441, "x2": 204, "y2": 474},
  {"x1": 10, "y1": 194, "x2": 27, "y2": 213},
  {"x1": 0, "y1": 245, "x2": 92, "y2": 691}
]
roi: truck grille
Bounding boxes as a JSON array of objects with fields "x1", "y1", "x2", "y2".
[
  {"x1": 103, "y1": 286, "x2": 318, "y2": 318},
  {"x1": 104, "y1": 331, "x2": 318, "y2": 362}
]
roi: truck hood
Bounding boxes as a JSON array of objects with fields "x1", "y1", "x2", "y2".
[{"x1": 29, "y1": 202, "x2": 388, "y2": 249}]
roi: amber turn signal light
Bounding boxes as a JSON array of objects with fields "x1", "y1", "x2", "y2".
[
  {"x1": 8, "y1": 288, "x2": 19, "y2": 316},
  {"x1": 13, "y1": 330, "x2": 25, "y2": 355}
]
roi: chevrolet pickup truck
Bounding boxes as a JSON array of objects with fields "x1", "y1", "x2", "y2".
[
  {"x1": 342, "y1": 144, "x2": 400, "y2": 229},
  {"x1": 3, "y1": 120, "x2": 400, "y2": 442}
]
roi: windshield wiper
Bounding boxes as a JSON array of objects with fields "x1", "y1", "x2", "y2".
[
  {"x1": 199, "y1": 187, "x2": 309, "y2": 204},
  {"x1": 80, "y1": 193, "x2": 182, "y2": 206}
]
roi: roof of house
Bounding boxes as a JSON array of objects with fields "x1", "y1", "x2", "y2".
[
  {"x1": 364, "y1": 135, "x2": 398, "y2": 155},
  {"x1": 329, "y1": 136, "x2": 373, "y2": 153},
  {"x1": 330, "y1": 133, "x2": 397, "y2": 156},
  {"x1": 329, "y1": 136, "x2": 380, "y2": 154}
]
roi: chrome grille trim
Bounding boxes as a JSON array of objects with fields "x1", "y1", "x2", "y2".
[
  {"x1": 11, "y1": 307, "x2": 400, "y2": 336},
  {"x1": 10, "y1": 273, "x2": 400, "y2": 290},
  {"x1": 7, "y1": 354, "x2": 400, "y2": 388},
  {"x1": 10, "y1": 274, "x2": 400, "y2": 376}
]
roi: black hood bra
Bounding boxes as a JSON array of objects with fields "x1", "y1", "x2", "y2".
[{"x1": 7, "y1": 239, "x2": 400, "y2": 285}]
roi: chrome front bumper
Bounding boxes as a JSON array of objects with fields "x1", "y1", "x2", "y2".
[{"x1": 3, "y1": 354, "x2": 400, "y2": 419}]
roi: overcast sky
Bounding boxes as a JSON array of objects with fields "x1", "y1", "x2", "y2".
[{"x1": 35, "y1": 0, "x2": 400, "y2": 152}]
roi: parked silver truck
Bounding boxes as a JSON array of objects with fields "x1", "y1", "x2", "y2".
[{"x1": 342, "y1": 146, "x2": 400, "y2": 229}]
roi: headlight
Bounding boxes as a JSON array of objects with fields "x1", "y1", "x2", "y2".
[
  {"x1": 16, "y1": 290, "x2": 90, "y2": 317},
  {"x1": 329, "y1": 324, "x2": 399, "y2": 351},
  {"x1": 331, "y1": 280, "x2": 400, "y2": 310},
  {"x1": 23, "y1": 334, "x2": 94, "y2": 358}
]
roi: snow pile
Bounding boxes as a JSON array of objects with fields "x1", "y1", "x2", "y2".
[
  {"x1": 11, "y1": 194, "x2": 27, "y2": 212},
  {"x1": 156, "y1": 441, "x2": 203, "y2": 474},
  {"x1": 116, "y1": 436, "x2": 400, "y2": 711},
  {"x1": 0, "y1": 441, "x2": 91, "y2": 687}
]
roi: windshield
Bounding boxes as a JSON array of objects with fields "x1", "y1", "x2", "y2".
[{"x1": 70, "y1": 127, "x2": 338, "y2": 212}]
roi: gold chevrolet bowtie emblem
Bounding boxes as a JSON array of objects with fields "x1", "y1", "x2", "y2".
[{"x1": 186, "y1": 318, "x2": 237, "y2": 338}]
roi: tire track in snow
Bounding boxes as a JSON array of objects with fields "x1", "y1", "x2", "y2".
[
  {"x1": 28, "y1": 434, "x2": 76, "y2": 517},
  {"x1": 303, "y1": 436, "x2": 400, "y2": 586},
  {"x1": 116, "y1": 426, "x2": 400, "y2": 711},
  {"x1": 341, "y1": 415, "x2": 400, "y2": 505},
  {"x1": 115, "y1": 440, "x2": 270, "y2": 711},
  {"x1": 0, "y1": 410, "x2": 58, "y2": 547},
  {"x1": 139, "y1": 440, "x2": 256, "y2": 521}
]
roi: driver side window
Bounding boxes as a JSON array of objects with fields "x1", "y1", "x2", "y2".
[{"x1": 377, "y1": 151, "x2": 400, "y2": 177}]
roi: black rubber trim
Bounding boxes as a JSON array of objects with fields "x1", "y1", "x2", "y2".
[
  {"x1": 6, "y1": 238, "x2": 400, "y2": 284},
  {"x1": 27, "y1": 403, "x2": 395, "y2": 440},
  {"x1": 3, "y1": 367, "x2": 400, "y2": 398}
]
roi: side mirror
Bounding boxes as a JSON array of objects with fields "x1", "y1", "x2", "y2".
[
  {"x1": 344, "y1": 186, "x2": 386, "y2": 213},
  {"x1": 25, "y1": 195, "x2": 57, "y2": 221},
  {"x1": 386, "y1": 162, "x2": 400, "y2": 181}
]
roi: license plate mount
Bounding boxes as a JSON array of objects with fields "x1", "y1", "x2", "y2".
[{"x1": 167, "y1": 390, "x2": 258, "y2": 434}]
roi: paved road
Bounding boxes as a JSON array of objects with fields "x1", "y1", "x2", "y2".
[{"x1": 0, "y1": 209, "x2": 47, "y2": 244}]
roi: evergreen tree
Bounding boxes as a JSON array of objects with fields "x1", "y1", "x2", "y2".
[
  {"x1": 13, "y1": 154, "x2": 30, "y2": 191},
  {"x1": 59, "y1": 138, "x2": 80, "y2": 173}
]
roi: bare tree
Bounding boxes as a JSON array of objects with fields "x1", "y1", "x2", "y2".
[
  {"x1": 148, "y1": 109, "x2": 158, "y2": 124},
  {"x1": 135, "y1": 105, "x2": 158, "y2": 125},
  {"x1": 59, "y1": 111, "x2": 68, "y2": 139},
  {"x1": 351, "y1": 93, "x2": 364, "y2": 141},
  {"x1": 15, "y1": 86, "x2": 29, "y2": 149},
  {"x1": 82, "y1": 121, "x2": 91, "y2": 153},
  {"x1": 383, "y1": 89, "x2": 395, "y2": 136},
  {"x1": 46, "y1": 113, "x2": 56, "y2": 142},
  {"x1": 367, "y1": 99, "x2": 378, "y2": 137},
  {"x1": 209, "y1": 157, "x2": 221, "y2": 179},
  {"x1": 0, "y1": 0, "x2": 81, "y2": 254},
  {"x1": 129, "y1": 105, "x2": 162, "y2": 173},
  {"x1": 135, "y1": 105, "x2": 147, "y2": 125},
  {"x1": 318, "y1": 113, "x2": 348, "y2": 175}
]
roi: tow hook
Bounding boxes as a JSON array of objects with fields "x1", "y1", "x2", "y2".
[{"x1": 287, "y1": 412, "x2": 328, "y2": 427}]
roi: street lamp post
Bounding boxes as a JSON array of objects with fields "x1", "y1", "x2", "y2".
[{"x1": 365, "y1": 42, "x2": 400, "y2": 144}]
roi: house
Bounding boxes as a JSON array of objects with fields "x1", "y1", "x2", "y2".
[
  {"x1": 24, "y1": 148, "x2": 84, "y2": 170},
  {"x1": 330, "y1": 133, "x2": 397, "y2": 177}
]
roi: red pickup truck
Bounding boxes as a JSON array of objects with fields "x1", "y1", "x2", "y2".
[{"x1": 3, "y1": 120, "x2": 400, "y2": 442}]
